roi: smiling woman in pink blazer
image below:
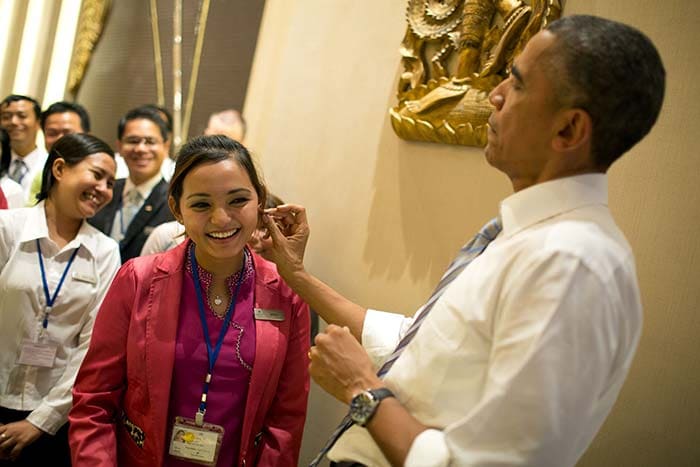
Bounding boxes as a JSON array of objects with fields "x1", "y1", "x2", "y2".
[{"x1": 69, "y1": 136, "x2": 310, "y2": 466}]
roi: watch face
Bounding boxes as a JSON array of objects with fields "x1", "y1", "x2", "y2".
[{"x1": 350, "y1": 392, "x2": 377, "y2": 425}]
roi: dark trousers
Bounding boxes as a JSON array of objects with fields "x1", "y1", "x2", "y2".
[
  {"x1": 330, "y1": 462, "x2": 367, "y2": 467},
  {"x1": 0, "y1": 407, "x2": 71, "y2": 467}
]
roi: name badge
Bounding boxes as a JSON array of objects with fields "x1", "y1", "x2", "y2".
[
  {"x1": 17, "y1": 339, "x2": 58, "y2": 368},
  {"x1": 168, "y1": 416, "x2": 223, "y2": 466},
  {"x1": 72, "y1": 271, "x2": 97, "y2": 285},
  {"x1": 254, "y1": 308, "x2": 285, "y2": 321}
]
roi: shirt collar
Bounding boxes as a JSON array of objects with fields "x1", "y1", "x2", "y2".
[
  {"x1": 11, "y1": 146, "x2": 46, "y2": 167},
  {"x1": 124, "y1": 172, "x2": 163, "y2": 201},
  {"x1": 499, "y1": 173, "x2": 609, "y2": 238},
  {"x1": 18, "y1": 200, "x2": 99, "y2": 257}
]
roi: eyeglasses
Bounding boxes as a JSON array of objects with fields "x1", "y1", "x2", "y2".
[{"x1": 121, "y1": 136, "x2": 163, "y2": 146}]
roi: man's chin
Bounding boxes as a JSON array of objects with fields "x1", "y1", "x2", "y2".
[{"x1": 483, "y1": 147, "x2": 499, "y2": 168}]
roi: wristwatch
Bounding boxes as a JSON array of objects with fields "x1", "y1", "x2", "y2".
[{"x1": 349, "y1": 387, "x2": 395, "y2": 426}]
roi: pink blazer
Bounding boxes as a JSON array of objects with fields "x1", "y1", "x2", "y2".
[{"x1": 69, "y1": 241, "x2": 310, "y2": 466}]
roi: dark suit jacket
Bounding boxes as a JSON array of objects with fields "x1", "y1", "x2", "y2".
[{"x1": 88, "y1": 178, "x2": 173, "y2": 262}]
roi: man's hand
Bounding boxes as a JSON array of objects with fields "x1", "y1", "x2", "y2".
[
  {"x1": 309, "y1": 324, "x2": 383, "y2": 404},
  {"x1": 262, "y1": 204, "x2": 310, "y2": 278},
  {"x1": 0, "y1": 420, "x2": 43, "y2": 461}
]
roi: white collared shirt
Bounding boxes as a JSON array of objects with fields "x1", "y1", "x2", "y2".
[
  {"x1": 123, "y1": 172, "x2": 163, "y2": 204},
  {"x1": 0, "y1": 202, "x2": 120, "y2": 434},
  {"x1": 140, "y1": 220, "x2": 185, "y2": 256},
  {"x1": 330, "y1": 174, "x2": 643, "y2": 467},
  {"x1": 10, "y1": 147, "x2": 48, "y2": 203},
  {"x1": 0, "y1": 176, "x2": 25, "y2": 209}
]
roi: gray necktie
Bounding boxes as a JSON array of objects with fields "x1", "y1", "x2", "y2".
[
  {"x1": 309, "y1": 217, "x2": 502, "y2": 467},
  {"x1": 116, "y1": 189, "x2": 143, "y2": 240},
  {"x1": 9, "y1": 159, "x2": 28, "y2": 184}
]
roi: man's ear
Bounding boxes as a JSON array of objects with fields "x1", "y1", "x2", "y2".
[
  {"x1": 168, "y1": 196, "x2": 182, "y2": 223},
  {"x1": 116, "y1": 139, "x2": 123, "y2": 154},
  {"x1": 552, "y1": 108, "x2": 592, "y2": 153}
]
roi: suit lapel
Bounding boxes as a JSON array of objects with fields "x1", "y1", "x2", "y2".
[{"x1": 122, "y1": 178, "x2": 167, "y2": 246}]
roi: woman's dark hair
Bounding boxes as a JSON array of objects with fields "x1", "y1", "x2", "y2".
[
  {"x1": 265, "y1": 192, "x2": 283, "y2": 209},
  {"x1": 169, "y1": 135, "x2": 267, "y2": 215},
  {"x1": 0, "y1": 128, "x2": 10, "y2": 177},
  {"x1": 37, "y1": 133, "x2": 115, "y2": 202}
]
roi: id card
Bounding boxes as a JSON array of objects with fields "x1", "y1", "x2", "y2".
[
  {"x1": 168, "y1": 416, "x2": 224, "y2": 466},
  {"x1": 17, "y1": 339, "x2": 57, "y2": 368}
]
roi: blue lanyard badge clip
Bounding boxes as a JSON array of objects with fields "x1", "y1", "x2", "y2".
[
  {"x1": 36, "y1": 239, "x2": 80, "y2": 339},
  {"x1": 189, "y1": 245, "x2": 246, "y2": 426}
]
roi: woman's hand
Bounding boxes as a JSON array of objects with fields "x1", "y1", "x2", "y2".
[
  {"x1": 0, "y1": 420, "x2": 43, "y2": 461},
  {"x1": 261, "y1": 204, "x2": 310, "y2": 278}
]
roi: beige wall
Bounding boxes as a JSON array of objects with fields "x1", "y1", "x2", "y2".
[{"x1": 245, "y1": 0, "x2": 700, "y2": 465}]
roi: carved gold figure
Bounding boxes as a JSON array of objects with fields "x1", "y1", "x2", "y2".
[
  {"x1": 390, "y1": 0, "x2": 561, "y2": 147},
  {"x1": 67, "y1": 0, "x2": 112, "y2": 96}
]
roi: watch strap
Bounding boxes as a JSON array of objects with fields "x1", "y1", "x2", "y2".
[
  {"x1": 351, "y1": 387, "x2": 395, "y2": 427},
  {"x1": 368, "y1": 387, "x2": 394, "y2": 402}
]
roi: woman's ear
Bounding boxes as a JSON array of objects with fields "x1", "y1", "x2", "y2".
[
  {"x1": 52, "y1": 158, "x2": 66, "y2": 181},
  {"x1": 168, "y1": 196, "x2": 183, "y2": 223},
  {"x1": 257, "y1": 203, "x2": 265, "y2": 228}
]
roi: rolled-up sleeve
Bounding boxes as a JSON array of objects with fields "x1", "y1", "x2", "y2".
[{"x1": 361, "y1": 309, "x2": 414, "y2": 368}]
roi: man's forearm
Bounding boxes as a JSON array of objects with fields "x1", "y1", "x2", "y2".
[
  {"x1": 283, "y1": 268, "x2": 367, "y2": 341},
  {"x1": 364, "y1": 397, "x2": 429, "y2": 467}
]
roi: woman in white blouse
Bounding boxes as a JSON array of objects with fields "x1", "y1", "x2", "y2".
[{"x1": 0, "y1": 133, "x2": 120, "y2": 466}]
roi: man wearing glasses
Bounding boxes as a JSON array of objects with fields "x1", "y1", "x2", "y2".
[{"x1": 89, "y1": 107, "x2": 174, "y2": 262}]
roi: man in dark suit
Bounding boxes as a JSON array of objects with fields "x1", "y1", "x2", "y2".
[{"x1": 89, "y1": 107, "x2": 174, "y2": 262}]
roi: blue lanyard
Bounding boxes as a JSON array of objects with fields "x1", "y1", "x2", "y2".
[
  {"x1": 189, "y1": 245, "x2": 246, "y2": 425},
  {"x1": 36, "y1": 239, "x2": 80, "y2": 330}
]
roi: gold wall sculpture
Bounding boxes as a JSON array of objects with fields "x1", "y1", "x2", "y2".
[
  {"x1": 67, "y1": 0, "x2": 112, "y2": 96},
  {"x1": 390, "y1": 0, "x2": 561, "y2": 147}
]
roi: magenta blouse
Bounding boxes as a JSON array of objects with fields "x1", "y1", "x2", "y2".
[{"x1": 164, "y1": 245, "x2": 256, "y2": 466}]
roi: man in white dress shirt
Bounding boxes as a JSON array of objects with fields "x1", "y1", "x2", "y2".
[
  {"x1": 0, "y1": 95, "x2": 47, "y2": 204},
  {"x1": 263, "y1": 15, "x2": 666, "y2": 467}
]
